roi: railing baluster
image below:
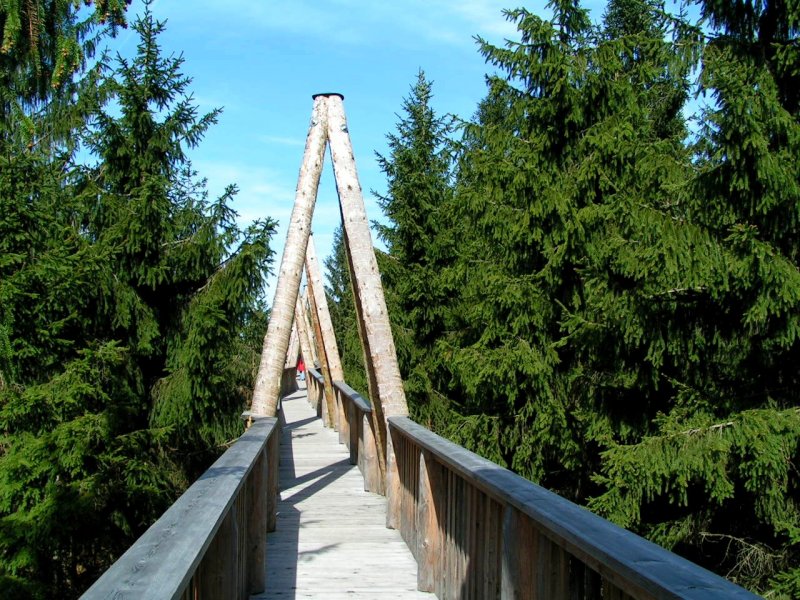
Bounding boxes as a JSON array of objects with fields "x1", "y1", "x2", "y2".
[
  {"x1": 485, "y1": 497, "x2": 501, "y2": 599},
  {"x1": 417, "y1": 450, "x2": 442, "y2": 592},
  {"x1": 196, "y1": 502, "x2": 238, "y2": 598},
  {"x1": 246, "y1": 447, "x2": 267, "y2": 594},
  {"x1": 267, "y1": 422, "x2": 280, "y2": 534}
]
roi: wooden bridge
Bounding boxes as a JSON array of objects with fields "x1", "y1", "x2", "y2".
[
  {"x1": 83, "y1": 367, "x2": 758, "y2": 599},
  {"x1": 82, "y1": 94, "x2": 761, "y2": 599}
]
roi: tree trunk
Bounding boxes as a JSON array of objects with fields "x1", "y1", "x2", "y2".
[
  {"x1": 250, "y1": 95, "x2": 329, "y2": 416},
  {"x1": 325, "y1": 94, "x2": 408, "y2": 484}
]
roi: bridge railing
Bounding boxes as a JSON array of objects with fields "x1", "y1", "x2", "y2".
[
  {"x1": 388, "y1": 416, "x2": 759, "y2": 600},
  {"x1": 306, "y1": 366, "x2": 324, "y2": 419},
  {"x1": 333, "y1": 380, "x2": 383, "y2": 493},
  {"x1": 80, "y1": 368, "x2": 295, "y2": 600},
  {"x1": 306, "y1": 367, "x2": 382, "y2": 493}
]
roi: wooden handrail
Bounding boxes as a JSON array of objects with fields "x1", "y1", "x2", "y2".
[
  {"x1": 82, "y1": 416, "x2": 281, "y2": 600},
  {"x1": 332, "y1": 380, "x2": 382, "y2": 493},
  {"x1": 306, "y1": 367, "x2": 325, "y2": 420},
  {"x1": 388, "y1": 415, "x2": 760, "y2": 600},
  {"x1": 333, "y1": 380, "x2": 371, "y2": 413}
]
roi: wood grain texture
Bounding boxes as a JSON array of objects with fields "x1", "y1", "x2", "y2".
[
  {"x1": 389, "y1": 416, "x2": 761, "y2": 600},
  {"x1": 82, "y1": 417, "x2": 279, "y2": 599},
  {"x1": 326, "y1": 94, "x2": 407, "y2": 497},
  {"x1": 304, "y1": 270, "x2": 337, "y2": 429},
  {"x1": 305, "y1": 234, "x2": 344, "y2": 406},
  {"x1": 254, "y1": 386, "x2": 432, "y2": 599},
  {"x1": 251, "y1": 96, "x2": 328, "y2": 417},
  {"x1": 299, "y1": 292, "x2": 319, "y2": 366},
  {"x1": 247, "y1": 448, "x2": 268, "y2": 593},
  {"x1": 294, "y1": 296, "x2": 315, "y2": 371},
  {"x1": 416, "y1": 451, "x2": 442, "y2": 593}
]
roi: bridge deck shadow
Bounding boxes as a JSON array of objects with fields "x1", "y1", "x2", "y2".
[{"x1": 252, "y1": 382, "x2": 431, "y2": 599}]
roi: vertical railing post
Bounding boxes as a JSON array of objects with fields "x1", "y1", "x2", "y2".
[
  {"x1": 197, "y1": 510, "x2": 238, "y2": 598},
  {"x1": 387, "y1": 427, "x2": 402, "y2": 529},
  {"x1": 348, "y1": 401, "x2": 358, "y2": 465},
  {"x1": 501, "y1": 505, "x2": 536, "y2": 600},
  {"x1": 417, "y1": 450, "x2": 443, "y2": 593},
  {"x1": 361, "y1": 411, "x2": 382, "y2": 493},
  {"x1": 338, "y1": 388, "x2": 349, "y2": 447},
  {"x1": 246, "y1": 448, "x2": 268, "y2": 594},
  {"x1": 267, "y1": 426, "x2": 280, "y2": 533}
]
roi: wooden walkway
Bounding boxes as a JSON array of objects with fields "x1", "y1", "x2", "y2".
[{"x1": 253, "y1": 383, "x2": 432, "y2": 599}]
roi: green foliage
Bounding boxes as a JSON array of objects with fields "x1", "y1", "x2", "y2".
[
  {"x1": 0, "y1": 3, "x2": 274, "y2": 596},
  {"x1": 361, "y1": 0, "x2": 800, "y2": 594},
  {"x1": 0, "y1": 0, "x2": 128, "y2": 102},
  {"x1": 591, "y1": 408, "x2": 800, "y2": 589},
  {"x1": 372, "y1": 71, "x2": 464, "y2": 430}
]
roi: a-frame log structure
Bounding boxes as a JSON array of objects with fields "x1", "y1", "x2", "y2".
[{"x1": 250, "y1": 93, "x2": 408, "y2": 488}]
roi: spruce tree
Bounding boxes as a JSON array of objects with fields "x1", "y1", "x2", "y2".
[
  {"x1": 586, "y1": 0, "x2": 800, "y2": 593},
  {"x1": 373, "y1": 71, "x2": 457, "y2": 417},
  {"x1": 358, "y1": 0, "x2": 798, "y2": 593},
  {"x1": 0, "y1": 4, "x2": 275, "y2": 596}
]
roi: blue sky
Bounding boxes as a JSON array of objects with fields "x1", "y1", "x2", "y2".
[{"x1": 106, "y1": 1, "x2": 607, "y2": 296}]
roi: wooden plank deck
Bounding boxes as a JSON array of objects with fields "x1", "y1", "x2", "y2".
[{"x1": 253, "y1": 383, "x2": 433, "y2": 599}]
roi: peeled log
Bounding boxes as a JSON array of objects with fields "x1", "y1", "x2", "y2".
[
  {"x1": 306, "y1": 233, "x2": 344, "y2": 382},
  {"x1": 295, "y1": 295, "x2": 315, "y2": 368},
  {"x1": 325, "y1": 94, "x2": 408, "y2": 486},
  {"x1": 251, "y1": 96, "x2": 329, "y2": 416}
]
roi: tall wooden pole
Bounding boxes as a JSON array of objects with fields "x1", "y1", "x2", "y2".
[
  {"x1": 305, "y1": 233, "x2": 344, "y2": 382},
  {"x1": 300, "y1": 291, "x2": 319, "y2": 366},
  {"x1": 251, "y1": 95, "x2": 329, "y2": 416},
  {"x1": 305, "y1": 269, "x2": 337, "y2": 427},
  {"x1": 294, "y1": 296, "x2": 315, "y2": 369},
  {"x1": 325, "y1": 94, "x2": 408, "y2": 503},
  {"x1": 284, "y1": 322, "x2": 299, "y2": 369},
  {"x1": 341, "y1": 223, "x2": 386, "y2": 474}
]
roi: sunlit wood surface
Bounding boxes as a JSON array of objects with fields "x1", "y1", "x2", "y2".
[{"x1": 254, "y1": 384, "x2": 432, "y2": 599}]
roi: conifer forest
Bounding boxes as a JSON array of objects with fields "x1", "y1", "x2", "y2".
[{"x1": 2, "y1": 0, "x2": 800, "y2": 597}]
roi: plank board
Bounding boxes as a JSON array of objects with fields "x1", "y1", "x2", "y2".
[{"x1": 253, "y1": 384, "x2": 432, "y2": 599}]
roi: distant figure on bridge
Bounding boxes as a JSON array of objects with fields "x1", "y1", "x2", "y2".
[{"x1": 297, "y1": 357, "x2": 305, "y2": 381}]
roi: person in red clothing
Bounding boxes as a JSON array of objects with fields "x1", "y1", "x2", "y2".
[{"x1": 297, "y1": 356, "x2": 306, "y2": 381}]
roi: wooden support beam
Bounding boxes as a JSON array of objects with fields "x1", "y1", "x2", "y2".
[
  {"x1": 324, "y1": 94, "x2": 408, "y2": 504},
  {"x1": 306, "y1": 233, "x2": 344, "y2": 381},
  {"x1": 284, "y1": 322, "x2": 299, "y2": 369},
  {"x1": 341, "y1": 223, "x2": 386, "y2": 479},
  {"x1": 306, "y1": 233, "x2": 345, "y2": 431},
  {"x1": 294, "y1": 296, "x2": 315, "y2": 369},
  {"x1": 251, "y1": 95, "x2": 329, "y2": 416},
  {"x1": 300, "y1": 291, "x2": 319, "y2": 366},
  {"x1": 305, "y1": 271, "x2": 337, "y2": 428}
]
